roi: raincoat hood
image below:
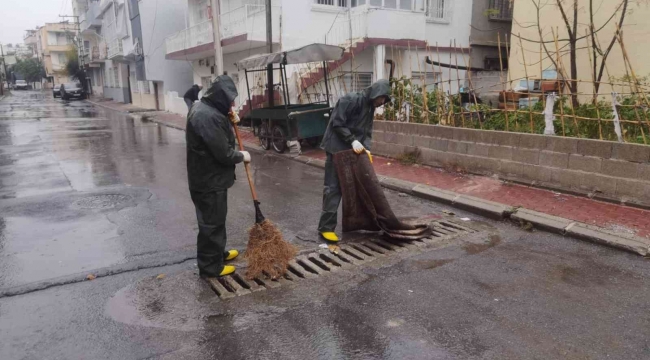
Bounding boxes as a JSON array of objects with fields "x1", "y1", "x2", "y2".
[
  {"x1": 202, "y1": 75, "x2": 238, "y2": 114},
  {"x1": 366, "y1": 79, "x2": 391, "y2": 104}
]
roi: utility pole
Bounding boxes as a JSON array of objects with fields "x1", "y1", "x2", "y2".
[
  {"x1": 266, "y1": 0, "x2": 273, "y2": 107},
  {"x1": 0, "y1": 44, "x2": 6, "y2": 95},
  {"x1": 59, "y1": 16, "x2": 83, "y2": 68},
  {"x1": 211, "y1": 0, "x2": 224, "y2": 77}
]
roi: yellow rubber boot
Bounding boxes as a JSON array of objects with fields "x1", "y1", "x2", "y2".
[
  {"x1": 225, "y1": 250, "x2": 239, "y2": 261},
  {"x1": 320, "y1": 232, "x2": 339, "y2": 242},
  {"x1": 220, "y1": 265, "x2": 236, "y2": 276}
]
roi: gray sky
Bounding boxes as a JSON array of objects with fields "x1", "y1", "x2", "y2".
[{"x1": 0, "y1": 0, "x2": 72, "y2": 46}]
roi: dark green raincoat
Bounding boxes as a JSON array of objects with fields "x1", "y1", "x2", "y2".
[
  {"x1": 186, "y1": 75, "x2": 243, "y2": 277},
  {"x1": 318, "y1": 79, "x2": 391, "y2": 233},
  {"x1": 320, "y1": 79, "x2": 391, "y2": 153}
]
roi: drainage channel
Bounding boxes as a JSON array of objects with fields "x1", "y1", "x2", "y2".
[{"x1": 205, "y1": 220, "x2": 475, "y2": 300}]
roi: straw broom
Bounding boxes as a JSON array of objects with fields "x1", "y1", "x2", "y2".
[{"x1": 230, "y1": 111, "x2": 297, "y2": 280}]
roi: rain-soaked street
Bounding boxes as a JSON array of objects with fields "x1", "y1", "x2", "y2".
[{"x1": 2, "y1": 90, "x2": 650, "y2": 359}]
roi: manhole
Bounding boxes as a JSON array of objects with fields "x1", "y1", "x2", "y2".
[
  {"x1": 73, "y1": 194, "x2": 133, "y2": 209},
  {"x1": 206, "y1": 219, "x2": 476, "y2": 300}
]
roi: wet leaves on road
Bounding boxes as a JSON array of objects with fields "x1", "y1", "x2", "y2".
[{"x1": 328, "y1": 244, "x2": 340, "y2": 254}]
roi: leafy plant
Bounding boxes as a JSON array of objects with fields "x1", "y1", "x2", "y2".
[
  {"x1": 382, "y1": 80, "x2": 650, "y2": 144},
  {"x1": 64, "y1": 48, "x2": 87, "y2": 90},
  {"x1": 12, "y1": 58, "x2": 44, "y2": 84}
]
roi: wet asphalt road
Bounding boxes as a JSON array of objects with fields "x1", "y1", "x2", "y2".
[{"x1": 2, "y1": 90, "x2": 650, "y2": 359}]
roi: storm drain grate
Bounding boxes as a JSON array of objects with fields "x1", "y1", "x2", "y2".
[{"x1": 206, "y1": 220, "x2": 474, "y2": 300}]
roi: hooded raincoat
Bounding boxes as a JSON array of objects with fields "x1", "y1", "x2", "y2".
[
  {"x1": 318, "y1": 79, "x2": 391, "y2": 233},
  {"x1": 186, "y1": 75, "x2": 243, "y2": 277}
]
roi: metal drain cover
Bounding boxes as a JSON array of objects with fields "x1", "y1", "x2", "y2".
[
  {"x1": 73, "y1": 194, "x2": 133, "y2": 209},
  {"x1": 208, "y1": 220, "x2": 475, "y2": 300}
]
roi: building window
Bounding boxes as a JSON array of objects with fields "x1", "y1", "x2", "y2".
[
  {"x1": 58, "y1": 53, "x2": 67, "y2": 65},
  {"x1": 427, "y1": 0, "x2": 452, "y2": 22},
  {"x1": 411, "y1": 71, "x2": 440, "y2": 91},
  {"x1": 341, "y1": 72, "x2": 372, "y2": 93},
  {"x1": 488, "y1": 0, "x2": 513, "y2": 21},
  {"x1": 315, "y1": 0, "x2": 348, "y2": 6},
  {"x1": 351, "y1": 0, "x2": 366, "y2": 6},
  {"x1": 399, "y1": 0, "x2": 412, "y2": 10},
  {"x1": 367, "y1": 0, "x2": 412, "y2": 10}
]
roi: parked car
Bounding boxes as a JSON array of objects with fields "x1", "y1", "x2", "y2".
[
  {"x1": 52, "y1": 84, "x2": 61, "y2": 98},
  {"x1": 60, "y1": 82, "x2": 86, "y2": 100},
  {"x1": 14, "y1": 80, "x2": 29, "y2": 90}
]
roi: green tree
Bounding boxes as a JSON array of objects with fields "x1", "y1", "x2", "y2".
[
  {"x1": 64, "y1": 48, "x2": 88, "y2": 90},
  {"x1": 13, "y1": 58, "x2": 44, "y2": 85}
]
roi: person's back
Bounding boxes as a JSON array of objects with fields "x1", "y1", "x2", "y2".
[{"x1": 183, "y1": 84, "x2": 203, "y2": 111}]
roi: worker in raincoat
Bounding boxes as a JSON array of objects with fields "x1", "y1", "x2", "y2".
[
  {"x1": 186, "y1": 75, "x2": 250, "y2": 277},
  {"x1": 183, "y1": 84, "x2": 203, "y2": 111},
  {"x1": 318, "y1": 79, "x2": 391, "y2": 242}
]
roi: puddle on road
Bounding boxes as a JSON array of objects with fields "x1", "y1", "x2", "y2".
[{"x1": 106, "y1": 271, "x2": 219, "y2": 332}]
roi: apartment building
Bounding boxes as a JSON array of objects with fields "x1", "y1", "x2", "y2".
[
  {"x1": 73, "y1": 0, "x2": 102, "y2": 95},
  {"x1": 467, "y1": 0, "x2": 512, "y2": 99},
  {"x1": 74, "y1": 0, "x2": 193, "y2": 109},
  {"x1": 37, "y1": 23, "x2": 75, "y2": 86},
  {"x1": 164, "y1": 0, "x2": 473, "y2": 116},
  {"x1": 23, "y1": 30, "x2": 40, "y2": 58}
]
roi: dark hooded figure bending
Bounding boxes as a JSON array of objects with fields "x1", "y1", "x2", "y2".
[
  {"x1": 318, "y1": 79, "x2": 391, "y2": 242},
  {"x1": 186, "y1": 75, "x2": 251, "y2": 278}
]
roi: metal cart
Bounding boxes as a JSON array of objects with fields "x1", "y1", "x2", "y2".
[{"x1": 238, "y1": 43, "x2": 345, "y2": 153}]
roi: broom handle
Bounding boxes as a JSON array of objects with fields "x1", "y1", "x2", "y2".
[{"x1": 233, "y1": 124, "x2": 259, "y2": 202}]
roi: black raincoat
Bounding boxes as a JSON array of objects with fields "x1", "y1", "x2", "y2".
[
  {"x1": 186, "y1": 76, "x2": 243, "y2": 192},
  {"x1": 183, "y1": 84, "x2": 201, "y2": 102},
  {"x1": 318, "y1": 79, "x2": 391, "y2": 233},
  {"x1": 186, "y1": 75, "x2": 243, "y2": 277},
  {"x1": 320, "y1": 79, "x2": 391, "y2": 153}
]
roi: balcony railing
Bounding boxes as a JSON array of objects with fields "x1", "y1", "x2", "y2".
[
  {"x1": 165, "y1": 20, "x2": 214, "y2": 55},
  {"x1": 81, "y1": 1, "x2": 103, "y2": 32},
  {"x1": 488, "y1": 0, "x2": 513, "y2": 21},
  {"x1": 323, "y1": 7, "x2": 425, "y2": 46},
  {"x1": 220, "y1": 5, "x2": 280, "y2": 41},
  {"x1": 107, "y1": 38, "x2": 123, "y2": 58},
  {"x1": 324, "y1": 11, "x2": 368, "y2": 47},
  {"x1": 97, "y1": 41, "x2": 108, "y2": 60},
  {"x1": 87, "y1": 45, "x2": 106, "y2": 62}
]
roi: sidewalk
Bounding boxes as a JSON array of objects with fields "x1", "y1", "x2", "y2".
[{"x1": 88, "y1": 99, "x2": 650, "y2": 254}]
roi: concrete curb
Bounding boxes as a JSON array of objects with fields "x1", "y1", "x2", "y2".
[
  {"x1": 104, "y1": 108, "x2": 650, "y2": 257},
  {"x1": 85, "y1": 98, "x2": 125, "y2": 113},
  {"x1": 510, "y1": 208, "x2": 574, "y2": 234},
  {"x1": 565, "y1": 223, "x2": 650, "y2": 256},
  {"x1": 271, "y1": 149, "x2": 650, "y2": 256}
]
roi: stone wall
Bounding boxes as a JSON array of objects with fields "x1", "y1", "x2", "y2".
[{"x1": 371, "y1": 121, "x2": 650, "y2": 207}]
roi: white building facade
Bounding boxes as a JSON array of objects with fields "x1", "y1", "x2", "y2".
[
  {"x1": 77, "y1": 0, "x2": 193, "y2": 109},
  {"x1": 164, "y1": 0, "x2": 472, "y2": 116}
]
